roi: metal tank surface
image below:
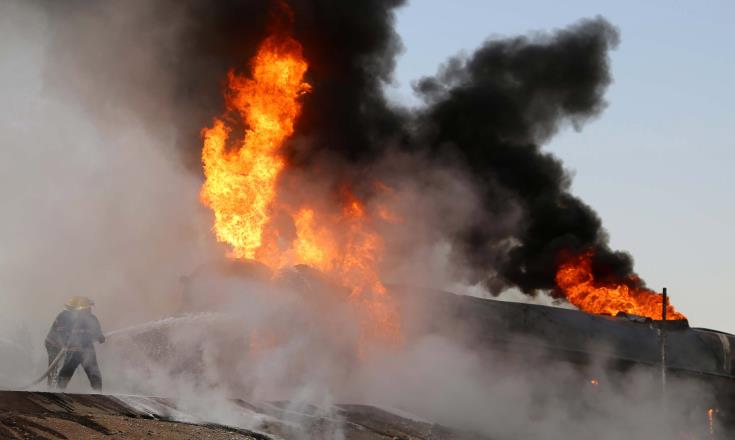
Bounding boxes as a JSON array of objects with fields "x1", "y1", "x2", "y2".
[
  {"x1": 395, "y1": 285, "x2": 735, "y2": 436},
  {"x1": 424, "y1": 291, "x2": 735, "y2": 379}
]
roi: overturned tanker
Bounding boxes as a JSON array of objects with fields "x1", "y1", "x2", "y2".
[
  {"x1": 397, "y1": 284, "x2": 735, "y2": 435},
  {"x1": 401, "y1": 286, "x2": 734, "y2": 378}
]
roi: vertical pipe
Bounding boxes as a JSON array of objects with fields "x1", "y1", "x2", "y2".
[
  {"x1": 662, "y1": 287, "x2": 668, "y2": 321},
  {"x1": 661, "y1": 288, "x2": 668, "y2": 402}
]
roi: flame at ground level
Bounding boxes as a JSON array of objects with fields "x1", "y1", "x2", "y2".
[{"x1": 555, "y1": 251, "x2": 685, "y2": 320}]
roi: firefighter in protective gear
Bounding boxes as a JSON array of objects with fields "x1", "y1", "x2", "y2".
[{"x1": 45, "y1": 296, "x2": 105, "y2": 390}]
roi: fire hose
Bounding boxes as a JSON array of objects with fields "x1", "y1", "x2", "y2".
[
  {"x1": 19, "y1": 331, "x2": 111, "y2": 391},
  {"x1": 20, "y1": 346, "x2": 68, "y2": 390},
  {"x1": 17, "y1": 313, "x2": 222, "y2": 391}
]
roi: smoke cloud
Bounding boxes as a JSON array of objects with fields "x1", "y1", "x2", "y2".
[
  {"x1": 135, "y1": 1, "x2": 628, "y2": 298},
  {"x1": 17, "y1": 0, "x2": 631, "y2": 298},
  {"x1": 413, "y1": 19, "x2": 624, "y2": 294}
]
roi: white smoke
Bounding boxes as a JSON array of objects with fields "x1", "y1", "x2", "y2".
[{"x1": 0, "y1": 0, "x2": 214, "y2": 331}]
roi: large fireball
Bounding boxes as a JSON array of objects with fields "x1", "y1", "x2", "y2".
[{"x1": 200, "y1": 16, "x2": 401, "y2": 348}]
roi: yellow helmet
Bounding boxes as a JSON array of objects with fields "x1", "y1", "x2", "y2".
[{"x1": 65, "y1": 295, "x2": 94, "y2": 310}]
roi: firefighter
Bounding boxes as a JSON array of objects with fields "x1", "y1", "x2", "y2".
[{"x1": 45, "y1": 296, "x2": 105, "y2": 390}]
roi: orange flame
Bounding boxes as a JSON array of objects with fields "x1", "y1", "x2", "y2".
[
  {"x1": 290, "y1": 188, "x2": 402, "y2": 345},
  {"x1": 200, "y1": 14, "x2": 401, "y2": 348},
  {"x1": 555, "y1": 251, "x2": 685, "y2": 320},
  {"x1": 707, "y1": 407, "x2": 719, "y2": 436},
  {"x1": 201, "y1": 32, "x2": 310, "y2": 260}
]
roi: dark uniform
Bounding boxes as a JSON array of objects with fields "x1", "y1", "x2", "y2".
[{"x1": 45, "y1": 307, "x2": 105, "y2": 390}]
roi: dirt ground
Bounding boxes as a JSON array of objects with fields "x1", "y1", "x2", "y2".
[
  {"x1": 0, "y1": 391, "x2": 485, "y2": 440},
  {"x1": 0, "y1": 391, "x2": 269, "y2": 440}
]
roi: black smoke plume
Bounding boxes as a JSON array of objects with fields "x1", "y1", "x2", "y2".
[
  {"x1": 39, "y1": 0, "x2": 634, "y2": 297},
  {"x1": 411, "y1": 18, "x2": 626, "y2": 294}
]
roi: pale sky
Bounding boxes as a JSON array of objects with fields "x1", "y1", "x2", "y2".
[{"x1": 391, "y1": 1, "x2": 735, "y2": 333}]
